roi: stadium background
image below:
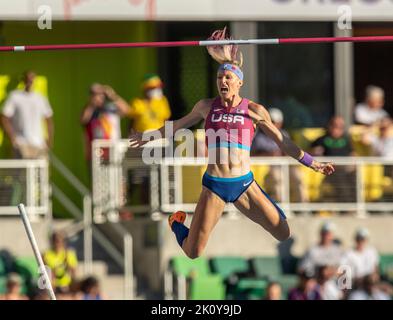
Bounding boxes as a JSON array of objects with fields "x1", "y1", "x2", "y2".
[{"x1": 0, "y1": 0, "x2": 392, "y2": 300}]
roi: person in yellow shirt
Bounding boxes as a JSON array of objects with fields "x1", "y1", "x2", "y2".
[
  {"x1": 128, "y1": 74, "x2": 171, "y2": 132},
  {"x1": 43, "y1": 231, "x2": 78, "y2": 294}
]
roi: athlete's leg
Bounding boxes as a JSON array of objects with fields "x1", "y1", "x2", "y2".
[
  {"x1": 234, "y1": 182, "x2": 290, "y2": 241},
  {"x1": 174, "y1": 187, "x2": 226, "y2": 259}
]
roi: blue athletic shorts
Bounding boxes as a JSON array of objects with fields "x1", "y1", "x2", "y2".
[{"x1": 202, "y1": 171, "x2": 286, "y2": 219}]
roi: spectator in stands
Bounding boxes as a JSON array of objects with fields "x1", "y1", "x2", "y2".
[
  {"x1": 288, "y1": 270, "x2": 322, "y2": 300},
  {"x1": 77, "y1": 276, "x2": 107, "y2": 300},
  {"x1": 361, "y1": 117, "x2": 393, "y2": 158},
  {"x1": 354, "y1": 85, "x2": 389, "y2": 126},
  {"x1": 264, "y1": 281, "x2": 282, "y2": 300},
  {"x1": 43, "y1": 231, "x2": 78, "y2": 295},
  {"x1": 311, "y1": 116, "x2": 354, "y2": 157},
  {"x1": 127, "y1": 74, "x2": 171, "y2": 206},
  {"x1": 316, "y1": 265, "x2": 343, "y2": 300},
  {"x1": 341, "y1": 228, "x2": 379, "y2": 283},
  {"x1": 347, "y1": 273, "x2": 391, "y2": 300},
  {"x1": 310, "y1": 116, "x2": 356, "y2": 204},
  {"x1": 81, "y1": 83, "x2": 130, "y2": 161},
  {"x1": 1, "y1": 70, "x2": 54, "y2": 159},
  {"x1": 251, "y1": 108, "x2": 287, "y2": 157},
  {"x1": 29, "y1": 287, "x2": 50, "y2": 300},
  {"x1": 128, "y1": 74, "x2": 171, "y2": 133},
  {"x1": 299, "y1": 222, "x2": 343, "y2": 275},
  {"x1": 251, "y1": 108, "x2": 307, "y2": 202},
  {"x1": 0, "y1": 273, "x2": 28, "y2": 300}
]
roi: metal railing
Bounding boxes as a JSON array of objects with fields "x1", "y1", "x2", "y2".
[
  {"x1": 0, "y1": 159, "x2": 49, "y2": 216},
  {"x1": 50, "y1": 152, "x2": 134, "y2": 299},
  {"x1": 159, "y1": 156, "x2": 393, "y2": 217},
  {"x1": 50, "y1": 152, "x2": 93, "y2": 275},
  {"x1": 91, "y1": 139, "x2": 393, "y2": 219}
]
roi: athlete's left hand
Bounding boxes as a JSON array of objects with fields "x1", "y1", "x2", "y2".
[{"x1": 311, "y1": 161, "x2": 335, "y2": 175}]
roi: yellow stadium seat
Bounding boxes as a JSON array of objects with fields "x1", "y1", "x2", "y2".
[
  {"x1": 349, "y1": 125, "x2": 373, "y2": 156},
  {"x1": 250, "y1": 165, "x2": 270, "y2": 189},
  {"x1": 298, "y1": 165, "x2": 326, "y2": 202},
  {"x1": 383, "y1": 176, "x2": 393, "y2": 195},
  {"x1": 17, "y1": 75, "x2": 48, "y2": 97},
  {"x1": 362, "y1": 164, "x2": 384, "y2": 201},
  {"x1": 0, "y1": 75, "x2": 10, "y2": 103},
  {"x1": 291, "y1": 128, "x2": 325, "y2": 150},
  {"x1": 182, "y1": 165, "x2": 206, "y2": 203},
  {"x1": 0, "y1": 76, "x2": 10, "y2": 146}
]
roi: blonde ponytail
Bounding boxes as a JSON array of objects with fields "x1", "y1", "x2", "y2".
[{"x1": 206, "y1": 27, "x2": 243, "y2": 67}]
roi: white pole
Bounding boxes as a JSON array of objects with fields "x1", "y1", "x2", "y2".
[
  {"x1": 17, "y1": 203, "x2": 57, "y2": 300},
  {"x1": 199, "y1": 39, "x2": 279, "y2": 46}
]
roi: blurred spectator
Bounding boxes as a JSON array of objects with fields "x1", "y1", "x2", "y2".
[
  {"x1": 288, "y1": 270, "x2": 322, "y2": 300},
  {"x1": 77, "y1": 276, "x2": 107, "y2": 300},
  {"x1": 354, "y1": 85, "x2": 389, "y2": 126},
  {"x1": 341, "y1": 228, "x2": 379, "y2": 282},
  {"x1": 0, "y1": 249, "x2": 15, "y2": 274},
  {"x1": 126, "y1": 74, "x2": 171, "y2": 207},
  {"x1": 348, "y1": 273, "x2": 391, "y2": 300},
  {"x1": 310, "y1": 116, "x2": 356, "y2": 204},
  {"x1": 316, "y1": 265, "x2": 343, "y2": 300},
  {"x1": 251, "y1": 108, "x2": 307, "y2": 202},
  {"x1": 0, "y1": 273, "x2": 28, "y2": 300},
  {"x1": 299, "y1": 222, "x2": 343, "y2": 275},
  {"x1": 361, "y1": 117, "x2": 393, "y2": 158},
  {"x1": 43, "y1": 231, "x2": 78, "y2": 294},
  {"x1": 29, "y1": 288, "x2": 50, "y2": 300},
  {"x1": 128, "y1": 74, "x2": 171, "y2": 133},
  {"x1": 1, "y1": 71, "x2": 54, "y2": 159},
  {"x1": 311, "y1": 116, "x2": 354, "y2": 157},
  {"x1": 251, "y1": 108, "x2": 286, "y2": 157},
  {"x1": 81, "y1": 83, "x2": 129, "y2": 161},
  {"x1": 264, "y1": 281, "x2": 282, "y2": 300}
]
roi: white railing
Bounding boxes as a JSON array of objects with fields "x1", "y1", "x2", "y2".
[
  {"x1": 91, "y1": 139, "x2": 393, "y2": 220},
  {"x1": 0, "y1": 159, "x2": 49, "y2": 216},
  {"x1": 50, "y1": 152, "x2": 93, "y2": 275},
  {"x1": 51, "y1": 152, "x2": 134, "y2": 299},
  {"x1": 159, "y1": 156, "x2": 393, "y2": 217}
]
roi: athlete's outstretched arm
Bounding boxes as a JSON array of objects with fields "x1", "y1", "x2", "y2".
[
  {"x1": 249, "y1": 102, "x2": 334, "y2": 176},
  {"x1": 129, "y1": 99, "x2": 208, "y2": 148}
]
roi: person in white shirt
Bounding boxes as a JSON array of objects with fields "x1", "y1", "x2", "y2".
[
  {"x1": 354, "y1": 85, "x2": 389, "y2": 126},
  {"x1": 361, "y1": 117, "x2": 393, "y2": 158},
  {"x1": 348, "y1": 273, "x2": 390, "y2": 300},
  {"x1": 299, "y1": 222, "x2": 344, "y2": 275},
  {"x1": 341, "y1": 228, "x2": 379, "y2": 282},
  {"x1": 316, "y1": 265, "x2": 343, "y2": 300},
  {"x1": 1, "y1": 71, "x2": 54, "y2": 159}
]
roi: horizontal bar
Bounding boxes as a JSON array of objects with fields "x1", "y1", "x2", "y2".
[
  {"x1": 0, "y1": 159, "x2": 47, "y2": 168},
  {"x1": 1, "y1": 35, "x2": 393, "y2": 52},
  {"x1": 0, "y1": 40, "x2": 199, "y2": 52},
  {"x1": 279, "y1": 35, "x2": 393, "y2": 44},
  {"x1": 160, "y1": 203, "x2": 393, "y2": 214}
]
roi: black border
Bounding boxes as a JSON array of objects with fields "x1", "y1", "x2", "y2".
[{"x1": 0, "y1": 299, "x2": 381, "y2": 319}]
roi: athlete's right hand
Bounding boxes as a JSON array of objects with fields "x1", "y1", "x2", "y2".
[
  {"x1": 311, "y1": 161, "x2": 335, "y2": 176},
  {"x1": 129, "y1": 129, "x2": 148, "y2": 148}
]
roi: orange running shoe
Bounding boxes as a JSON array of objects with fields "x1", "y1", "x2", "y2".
[{"x1": 168, "y1": 211, "x2": 186, "y2": 228}]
